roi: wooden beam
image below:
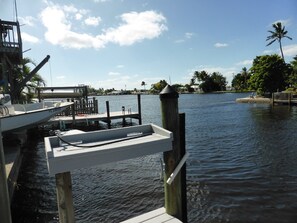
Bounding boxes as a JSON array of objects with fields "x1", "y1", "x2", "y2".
[{"x1": 55, "y1": 172, "x2": 75, "y2": 223}]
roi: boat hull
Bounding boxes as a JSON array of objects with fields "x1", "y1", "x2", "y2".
[{"x1": 0, "y1": 102, "x2": 72, "y2": 132}]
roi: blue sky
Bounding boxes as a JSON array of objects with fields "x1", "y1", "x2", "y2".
[{"x1": 1, "y1": 0, "x2": 297, "y2": 90}]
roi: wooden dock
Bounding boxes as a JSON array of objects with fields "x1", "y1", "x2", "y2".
[
  {"x1": 48, "y1": 111, "x2": 141, "y2": 127},
  {"x1": 121, "y1": 207, "x2": 182, "y2": 223}
]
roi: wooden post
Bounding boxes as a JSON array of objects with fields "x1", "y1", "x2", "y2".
[
  {"x1": 37, "y1": 88, "x2": 41, "y2": 102},
  {"x1": 179, "y1": 113, "x2": 187, "y2": 223},
  {"x1": 55, "y1": 172, "x2": 75, "y2": 223},
  {"x1": 137, "y1": 94, "x2": 142, "y2": 125},
  {"x1": 71, "y1": 100, "x2": 76, "y2": 127},
  {"x1": 160, "y1": 85, "x2": 186, "y2": 222},
  {"x1": 0, "y1": 124, "x2": 12, "y2": 223},
  {"x1": 106, "y1": 101, "x2": 111, "y2": 129}
]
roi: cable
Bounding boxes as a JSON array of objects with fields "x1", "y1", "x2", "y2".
[{"x1": 54, "y1": 131, "x2": 151, "y2": 149}]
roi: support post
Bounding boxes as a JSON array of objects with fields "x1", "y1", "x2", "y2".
[
  {"x1": 137, "y1": 94, "x2": 142, "y2": 125},
  {"x1": 160, "y1": 85, "x2": 187, "y2": 222},
  {"x1": 0, "y1": 124, "x2": 12, "y2": 223},
  {"x1": 106, "y1": 101, "x2": 111, "y2": 129},
  {"x1": 37, "y1": 88, "x2": 41, "y2": 102},
  {"x1": 55, "y1": 172, "x2": 75, "y2": 223},
  {"x1": 71, "y1": 100, "x2": 76, "y2": 127},
  {"x1": 179, "y1": 113, "x2": 187, "y2": 223}
]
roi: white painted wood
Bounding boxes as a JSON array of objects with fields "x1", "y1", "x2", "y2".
[
  {"x1": 167, "y1": 152, "x2": 189, "y2": 185},
  {"x1": 45, "y1": 124, "x2": 173, "y2": 175},
  {"x1": 120, "y1": 207, "x2": 182, "y2": 223},
  {"x1": 0, "y1": 101, "x2": 72, "y2": 132}
]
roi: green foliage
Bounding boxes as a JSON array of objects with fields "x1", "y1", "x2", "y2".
[
  {"x1": 13, "y1": 57, "x2": 46, "y2": 102},
  {"x1": 150, "y1": 80, "x2": 168, "y2": 93},
  {"x1": 266, "y1": 22, "x2": 292, "y2": 61},
  {"x1": 248, "y1": 54, "x2": 290, "y2": 95},
  {"x1": 193, "y1": 70, "x2": 227, "y2": 92},
  {"x1": 288, "y1": 56, "x2": 297, "y2": 88},
  {"x1": 232, "y1": 67, "x2": 251, "y2": 91}
]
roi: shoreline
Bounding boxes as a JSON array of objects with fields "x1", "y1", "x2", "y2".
[{"x1": 236, "y1": 97, "x2": 271, "y2": 104}]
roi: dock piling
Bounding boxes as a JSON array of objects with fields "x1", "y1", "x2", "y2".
[
  {"x1": 106, "y1": 101, "x2": 111, "y2": 129},
  {"x1": 55, "y1": 172, "x2": 75, "y2": 223},
  {"x1": 137, "y1": 94, "x2": 142, "y2": 125},
  {"x1": 160, "y1": 85, "x2": 187, "y2": 222},
  {"x1": 0, "y1": 125, "x2": 12, "y2": 223}
]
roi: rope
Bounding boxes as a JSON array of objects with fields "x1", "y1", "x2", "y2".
[{"x1": 54, "y1": 131, "x2": 151, "y2": 149}]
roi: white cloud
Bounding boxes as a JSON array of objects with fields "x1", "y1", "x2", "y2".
[
  {"x1": 185, "y1": 32, "x2": 194, "y2": 39},
  {"x1": 94, "y1": 0, "x2": 109, "y2": 2},
  {"x1": 84, "y1": 16, "x2": 101, "y2": 26},
  {"x1": 108, "y1": 71, "x2": 121, "y2": 76},
  {"x1": 21, "y1": 32, "x2": 40, "y2": 43},
  {"x1": 40, "y1": 2, "x2": 167, "y2": 49},
  {"x1": 214, "y1": 42, "x2": 228, "y2": 48},
  {"x1": 236, "y1": 59, "x2": 253, "y2": 66},
  {"x1": 56, "y1": 75, "x2": 65, "y2": 79},
  {"x1": 40, "y1": 4, "x2": 105, "y2": 49},
  {"x1": 174, "y1": 32, "x2": 194, "y2": 43},
  {"x1": 263, "y1": 49, "x2": 274, "y2": 54},
  {"x1": 117, "y1": 65, "x2": 124, "y2": 68},
  {"x1": 174, "y1": 39, "x2": 184, "y2": 43},
  {"x1": 102, "y1": 11, "x2": 167, "y2": 46},
  {"x1": 75, "y1": 13, "x2": 83, "y2": 20},
  {"x1": 283, "y1": 44, "x2": 297, "y2": 57},
  {"x1": 19, "y1": 16, "x2": 36, "y2": 26},
  {"x1": 262, "y1": 44, "x2": 297, "y2": 58}
]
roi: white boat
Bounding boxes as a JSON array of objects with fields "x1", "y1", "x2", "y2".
[{"x1": 0, "y1": 100, "x2": 72, "y2": 132}]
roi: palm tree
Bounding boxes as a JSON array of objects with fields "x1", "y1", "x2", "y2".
[
  {"x1": 241, "y1": 67, "x2": 250, "y2": 89},
  {"x1": 266, "y1": 22, "x2": 292, "y2": 61},
  {"x1": 141, "y1": 81, "x2": 146, "y2": 91},
  {"x1": 11, "y1": 57, "x2": 46, "y2": 102}
]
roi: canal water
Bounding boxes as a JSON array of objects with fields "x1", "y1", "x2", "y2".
[{"x1": 12, "y1": 93, "x2": 297, "y2": 222}]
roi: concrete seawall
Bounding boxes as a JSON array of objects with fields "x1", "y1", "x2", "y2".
[
  {"x1": 4, "y1": 131, "x2": 28, "y2": 202},
  {"x1": 236, "y1": 97, "x2": 271, "y2": 104}
]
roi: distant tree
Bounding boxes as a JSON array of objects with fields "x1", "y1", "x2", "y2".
[
  {"x1": 193, "y1": 70, "x2": 208, "y2": 82},
  {"x1": 232, "y1": 73, "x2": 244, "y2": 91},
  {"x1": 150, "y1": 80, "x2": 168, "y2": 93},
  {"x1": 266, "y1": 22, "x2": 292, "y2": 61},
  {"x1": 231, "y1": 67, "x2": 251, "y2": 91},
  {"x1": 104, "y1": 88, "x2": 115, "y2": 94},
  {"x1": 287, "y1": 55, "x2": 297, "y2": 88},
  {"x1": 184, "y1": 84, "x2": 194, "y2": 93},
  {"x1": 193, "y1": 70, "x2": 226, "y2": 92},
  {"x1": 141, "y1": 81, "x2": 146, "y2": 91},
  {"x1": 249, "y1": 54, "x2": 290, "y2": 95},
  {"x1": 97, "y1": 88, "x2": 104, "y2": 95},
  {"x1": 211, "y1": 72, "x2": 227, "y2": 91}
]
